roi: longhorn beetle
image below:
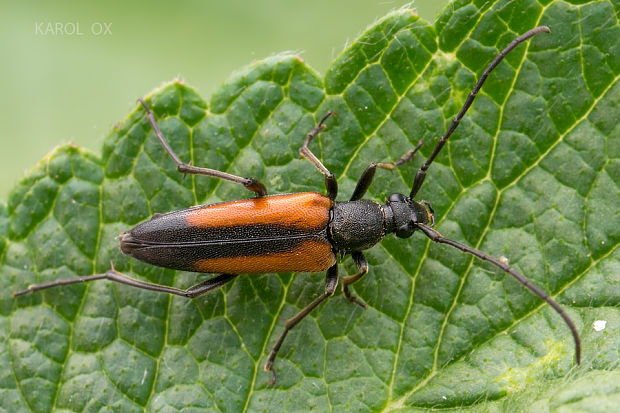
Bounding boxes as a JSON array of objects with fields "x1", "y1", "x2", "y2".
[{"x1": 15, "y1": 26, "x2": 581, "y2": 384}]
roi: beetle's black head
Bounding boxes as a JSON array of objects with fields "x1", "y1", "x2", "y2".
[{"x1": 385, "y1": 193, "x2": 435, "y2": 238}]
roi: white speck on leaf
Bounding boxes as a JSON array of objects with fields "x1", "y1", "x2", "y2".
[
  {"x1": 141, "y1": 368, "x2": 148, "y2": 385},
  {"x1": 593, "y1": 320, "x2": 607, "y2": 331}
]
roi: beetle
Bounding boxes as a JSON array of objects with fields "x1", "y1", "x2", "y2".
[{"x1": 14, "y1": 26, "x2": 581, "y2": 384}]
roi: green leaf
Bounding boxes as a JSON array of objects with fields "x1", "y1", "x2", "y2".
[{"x1": 3, "y1": 1, "x2": 618, "y2": 411}]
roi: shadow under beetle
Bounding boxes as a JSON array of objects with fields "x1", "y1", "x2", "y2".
[{"x1": 15, "y1": 26, "x2": 581, "y2": 384}]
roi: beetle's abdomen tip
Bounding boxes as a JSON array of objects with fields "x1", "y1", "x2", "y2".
[{"x1": 118, "y1": 232, "x2": 140, "y2": 256}]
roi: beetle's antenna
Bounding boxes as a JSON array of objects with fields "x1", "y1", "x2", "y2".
[
  {"x1": 416, "y1": 223, "x2": 581, "y2": 365},
  {"x1": 410, "y1": 26, "x2": 550, "y2": 199}
]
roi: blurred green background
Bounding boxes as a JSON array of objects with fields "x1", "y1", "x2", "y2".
[{"x1": 0, "y1": 0, "x2": 449, "y2": 198}]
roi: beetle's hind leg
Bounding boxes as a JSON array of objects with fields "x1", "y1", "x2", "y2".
[
  {"x1": 342, "y1": 251, "x2": 369, "y2": 308},
  {"x1": 14, "y1": 264, "x2": 239, "y2": 299},
  {"x1": 138, "y1": 98, "x2": 267, "y2": 196},
  {"x1": 265, "y1": 263, "x2": 339, "y2": 385},
  {"x1": 299, "y1": 111, "x2": 338, "y2": 200}
]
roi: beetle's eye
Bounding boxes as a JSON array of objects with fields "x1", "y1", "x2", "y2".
[
  {"x1": 388, "y1": 193, "x2": 406, "y2": 203},
  {"x1": 396, "y1": 222, "x2": 415, "y2": 238}
]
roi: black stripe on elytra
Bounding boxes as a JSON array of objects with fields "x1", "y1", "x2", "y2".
[
  {"x1": 129, "y1": 211, "x2": 325, "y2": 244},
  {"x1": 124, "y1": 232, "x2": 329, "y2": 272}
]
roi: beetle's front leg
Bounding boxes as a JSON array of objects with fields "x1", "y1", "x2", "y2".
[{"x1": 349, "y1": 141, "x2": 423, "y2": 201}]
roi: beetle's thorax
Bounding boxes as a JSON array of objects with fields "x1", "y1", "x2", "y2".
[
  {"x1": 328, "y1": 194, "x2": 433, "y2": 253},
  {"x1": 329, "y1": 200, "x2": 388, "y2": 252}
]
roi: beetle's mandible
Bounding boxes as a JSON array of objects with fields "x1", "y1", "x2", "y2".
[{"x1": 14, "y1": 26, "x2": 581, "y2": 385}]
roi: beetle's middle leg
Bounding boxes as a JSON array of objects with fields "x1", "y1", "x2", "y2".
[
  {"x1": 139, "y1": 98, "x2": 267, "y2": 196},
  {"x1": 349, "y1": 141, "x2": 423, "y2": 201},
  {"x1": 299, "y1": 111, "x2": 338, "y2": 200},
  {"x1": 264, "y1": 263, "x2": 338, "y2": 385},
  {"x1": 341, "y1": 251, "x2": 369, "y2": 308}
]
